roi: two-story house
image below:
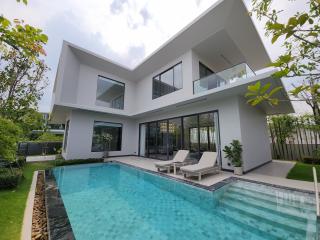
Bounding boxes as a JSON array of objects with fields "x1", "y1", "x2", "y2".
[{"x1": 50, "y1": 0, "x2": 293, "y2": 173}]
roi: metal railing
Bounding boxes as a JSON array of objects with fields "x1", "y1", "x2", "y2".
[
  {"x1": 313, "y1": 167, "x2": 320, "y2": 217},
  {"x1": 193, "y1": 62, "x2": 255, "y2": 94}
]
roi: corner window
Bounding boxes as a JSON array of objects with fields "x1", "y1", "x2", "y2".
[
  {"x1": 199, "y1": 62, "x2": 214, "y2": 78},
  {"x1": 152, "y1": 62, "x2": 182, "y2": 99},
  {"x1": 91, "y1": 121, "x2": 122, "y2": 152},
  {"x1": 95, "y1": 76, "x2": 125, "y2": 110}
]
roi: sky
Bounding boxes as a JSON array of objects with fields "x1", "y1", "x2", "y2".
[{"x1": 1, "y1": 0, "x2": 310, "y2": 114}]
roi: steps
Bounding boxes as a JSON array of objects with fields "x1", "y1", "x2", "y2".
[{"x1": 217, "y1": 181, "x2": 317, "y2": 240}]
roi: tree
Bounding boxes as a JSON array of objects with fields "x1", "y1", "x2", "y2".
[
  {"x1": 0, "y1": 0, "x2": 49, "y2": 135},
  {"x1": 0, "y1": 48, "x2": 49, "y2": 122},
  {"x1": 246, "y1": 0, "x2": 320, "y2": 123},
  {"x1": 0, "y1": 117, "x2": 22, "y2": 161}
]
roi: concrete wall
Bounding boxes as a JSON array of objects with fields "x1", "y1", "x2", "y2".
[
  {"x1": 238, "y1": 98, "x2": 271, "y2": 172},
  {"x1": 76, "y1": 64, "x2": 136, "y2": 114},
  {"x1": 59, "y1": 47, "x2": 80, "y2": 104},
  {"x1": 63, "y1": 109, "x2": 138, "y2": 160}
]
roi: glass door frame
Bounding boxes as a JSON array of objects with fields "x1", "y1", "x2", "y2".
[{"x1": 138, "y1": 110, "x2": 221, "y2": 165}]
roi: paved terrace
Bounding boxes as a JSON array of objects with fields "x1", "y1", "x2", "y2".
[{"x1": 107, "y1": 156, "x2": 315, "y2": 192}]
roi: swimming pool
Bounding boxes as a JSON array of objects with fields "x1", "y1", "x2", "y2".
[{"x1": 52, "y1": 163, "x2": 318, "y2": 240}]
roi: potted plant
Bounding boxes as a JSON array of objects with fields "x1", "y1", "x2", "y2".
[
  {"x1": 102, "y1": 133, "x2": 113, "y2": 158},
  {"x1": 223, "y1": 140, "x2": 243, "y2": 175}
]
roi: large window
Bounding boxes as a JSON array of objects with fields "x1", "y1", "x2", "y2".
[
  {"x1": 152, "y1": 62, "x2": 182, "y2": 99},
  {"x1": 139, "y1": 111, "x2": 219, "y2": 161},
  {"x1": 91, "y1": 121, "x2": 122, "y2": 152},
  {"x1": 95, "y1": 76, "x2": 125, "y2": 110}
]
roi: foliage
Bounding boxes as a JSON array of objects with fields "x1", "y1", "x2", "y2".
[
  {"x1": 35, "y1": 132, "x2": 63, "y2": 142},
  {"x1": 245, "y1": 81, "x2": 283, "y2": 106},
  {"x1": 101, "y1": 132, "x2": 113, "y2": 151},
  {"x1": 0, "y1": 0, "x2": 49, "y2": 141},
  {"x1": 0, "y1": 168, "x2": 23, "y2": 189},
  {"x1": 247, "y1": 0, "x2": 320, "y2": 118},
  {"x1": 0, "y1": 117, "x2": 22, "y2": 161},
  {"x1": 0, "y1": 49, "x2": 49, "y2": 122},
  {"x1": 268, "y1": 115, "x2": 296, "y2": 144},
  {"x1": 223, "y1": 140, "x2": 243, "y2": 167},
  {"x1": 0, "y1": 15, "x2": 47, "y2": 59},
  {"x1": 54, "y1": 158, "x2": 104, "y2": 166},
  {"x1": 0, "y1": 162, "x2": 56, "y2": 240},
  {"x1": 287, "y1": 162, "x2": 320, "y2": 182}
]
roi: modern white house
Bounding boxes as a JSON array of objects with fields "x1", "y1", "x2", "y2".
[{"x1": 50, "y1": 0, "x2": 294, "y2": 173}]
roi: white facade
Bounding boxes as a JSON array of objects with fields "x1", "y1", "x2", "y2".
[{"x1": 51, "y1": 0, "x2": 294, "y2": 173}]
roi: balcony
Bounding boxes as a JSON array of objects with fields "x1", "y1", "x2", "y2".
[{"x1": 193, "y1": 63, "x2": 255, "y2": 94}]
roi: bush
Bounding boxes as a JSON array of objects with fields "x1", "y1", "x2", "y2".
[
  {"x1": 0, "y1": 168, "x2": 23, "y2": 189},
  {"x1": 54, "y1": 158, "x2": 103, "y2": 166},
  {"x1": 0, "y1": 117, "x2": 22, "y2": 161},
  {"x1": 302, "y1": 156, "x2": 320, "y2": 165},
  {"x1": 35, "y1": 132, "x2": 63, "y2": 142}
]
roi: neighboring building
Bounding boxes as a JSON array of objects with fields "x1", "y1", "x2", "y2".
[{"x1": 50, "y1": 0, "x2": 293, "y2": 173}]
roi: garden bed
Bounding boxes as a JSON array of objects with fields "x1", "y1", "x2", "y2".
[{"x1": 31, "y1": 171, "x2": 48, "y2": 240}]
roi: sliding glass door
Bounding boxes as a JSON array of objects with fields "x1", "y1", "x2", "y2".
[
  {"x1": 168, "y1": 118, "x2": 182, "y2": 160},
  {"x1": 139, "y1": 111, "x2": 219, "y2": 161}
]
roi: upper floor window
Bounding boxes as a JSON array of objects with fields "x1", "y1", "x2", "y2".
[
  {"x1": 199, "y1": 62, "x2": 214, "y2": 78},
  {"x1": 95, "y1": 76, "x2": 125, "y2": 110},
  {"x1": 152, "y1": 62, "x2": 182, "y2": 99}
]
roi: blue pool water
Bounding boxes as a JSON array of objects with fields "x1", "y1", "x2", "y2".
[{"x1": 53, "y1": 163, "x2": 318, "y2": 240}]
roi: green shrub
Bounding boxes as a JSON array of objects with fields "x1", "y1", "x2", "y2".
[
  {"x1": 54, "y1": 158, "x2": 103, "y2": 166},
  {"x1": 0, "y1": 168, "x2": 23, "y2": 189},
  {"x1": 0, "y1": 117, "x2": 22, "y2": 161},
  {"x1": 223, "y1": 140, "x2": 243, "y2": 167},
  {"x1": 302, "y1": 156, "x2": 320, "y2": 165},
  {"x1": 35, "y1": 132, "x2": 63, "y2": 142}
]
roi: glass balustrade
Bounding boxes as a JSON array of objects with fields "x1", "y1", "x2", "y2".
[{"x1": 193, "y1": 63, "x2": 255, "y2": 94}]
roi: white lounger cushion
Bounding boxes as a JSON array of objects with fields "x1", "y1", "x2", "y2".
[
  {"x1": 154, "y1": 150, "x2": 189, "y2": 167},
  {"x1": 180, "y1": 152, "x2": 217, "y2": 172}
]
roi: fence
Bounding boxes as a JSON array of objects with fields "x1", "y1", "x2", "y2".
[
  {"x1": 268, "y1": 115, "x2": 320, "y2": 161},
  {"x1": 17, "y1": 142, "x2": 62, "y2": 156}
]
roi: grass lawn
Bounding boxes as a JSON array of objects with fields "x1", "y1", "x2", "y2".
[
  {"x1": 0, "y1": 162, "x2": 56, "y2": 240},
  {"x1": 287, "y1": 162, "x2": 320, "y2": 182}
]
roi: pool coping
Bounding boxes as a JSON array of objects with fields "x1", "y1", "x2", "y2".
[
  {"x1": 45, "y1": 169, "x2": 75, "y2": 240},
  {"x1": 44, "y1": 161, "x2": 316, "y2": 240}
]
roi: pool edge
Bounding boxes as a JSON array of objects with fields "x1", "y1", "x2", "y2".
[{"x1": 45, "y1": 169, "x2": 75, "y2": 240}]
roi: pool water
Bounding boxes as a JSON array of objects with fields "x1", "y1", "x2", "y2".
[{"x1": 53, "y1": 163, "x2": 318, "y2": 240}]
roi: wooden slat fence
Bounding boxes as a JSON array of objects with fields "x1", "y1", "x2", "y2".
[{"x1": 268, "y1": 115, "x2": 320, "y2": 161}]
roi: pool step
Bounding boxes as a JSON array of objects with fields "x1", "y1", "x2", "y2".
[
  {"x1": 227, "y1": 185, "x2": 316, "y2": 212},
  {"x1": 217, "y1": 205, "x2": 312, "y2": 240},
  {"x1": 229, "y1": 181, "x2": 315, "y2": 205},
  {"x1": 219, "y1": 197, "x2": 317, "y2": 236},
  {"x1": 225, "y1": 189, "x2": 316, "y2": 219}
]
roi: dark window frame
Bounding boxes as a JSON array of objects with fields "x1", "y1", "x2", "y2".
[
  {"x1": 91, "y1": 121, "x2": 123, "y2": 152},
  {"x1": 152, "y1": 62, "x2": 183, "y2": 99},
  {"x1": 96, "y1": 75, "x2": 125, "y2": 110},
  {"x1": 138, "y1": 110, "x2": 221, "y2": 165},
  {"x1": 199, "y1": 61, "x2": 214, "y2": 79}
]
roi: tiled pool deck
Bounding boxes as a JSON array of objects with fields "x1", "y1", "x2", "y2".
[{"x1": 108, "y1": 156, "x2": 315, "y2": 192}]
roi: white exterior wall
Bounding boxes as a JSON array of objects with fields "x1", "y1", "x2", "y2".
[
  {"x1": 59, "y1": 47, "x2": 80, "y2": 104},
  {"x1": 238, "y1": 98, "x2": 271, "y2": 172},
  {"x1": 63, "y1": 109, "x2": 138, "y2": 160},
  {"x1": 76, "y1": 64, "x2": 136, "y2": 114}
]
